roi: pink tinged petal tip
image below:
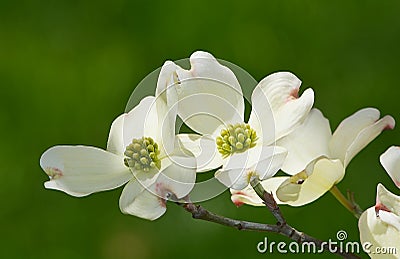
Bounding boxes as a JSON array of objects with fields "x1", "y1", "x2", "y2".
[
  {"x1": 45, "y1": 167, "x2": 63, "y2": 179},
  {"x1": 375, "y1": 202, "x2": 391, "y2": 217},
  {"x1": 233, "y1": 200, "x2": 244, "y2": 207},
  {"x1": 383, "y1": 115, "x2": 396, "y2": 130},
  {"x1": 231, "y1": 191, "x2": 246, "y2": 207},
  {"x1": 288, "y1": 88, "x2": 299, "y2": 101},
  {"x1": 154, "y1": 182, "x2": 174, "y2": 206},
  {"x1": 158, "y1": 198, "x2": 167, "y2": 208}
]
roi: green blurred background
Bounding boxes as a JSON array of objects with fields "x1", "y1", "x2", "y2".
[{"x1": 1, "y1": 0, "x2": 400, "y2": 258}]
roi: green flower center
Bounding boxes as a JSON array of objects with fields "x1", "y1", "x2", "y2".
[
  {"x1": 216, "y1": 123, "x2": 258, "y2": 158},
  {"x1": 124, "y1": 137, "x2": 161, "y2": 172}
]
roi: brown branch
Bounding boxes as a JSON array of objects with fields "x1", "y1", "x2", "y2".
[
  {"x1": 249, "y1": 178, "x2": 360, "y2": 258},
  {"x1": 182, "y1": 202, "x2": 280, "y2": 232},
  {"x1": 171, "y1": 176, "x2": 360, "y2": 258},
  {"x1": 179, "y1": 202, "x2": 360, "y2": 258}
]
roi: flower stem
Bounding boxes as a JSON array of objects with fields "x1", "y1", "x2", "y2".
[
  {"x1": 329, "y1": 185, "x2": 363, "y2": 219},
  {"x1": 250, "y1": 178, "x2": 286, "y2": 225}
]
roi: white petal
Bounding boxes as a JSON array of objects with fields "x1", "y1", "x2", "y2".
[
  {"x1": 276, "y1": 158, "x2": 345, "y2": 206},
  {"x1": 254, "y1": 72, "x2": 302, "y2": 110},
  {"x1": 123, "y1": 95, "x2": 177, "y2": 157},
  {"x1": 346, "y1": 116, "x2": 395, "y2": 168},
  {"x1": 154, "y1": 96, "x2": 177, "y2": 156},
  {"x1": 223, "y1": 145, "x2": 283, "y2": 172},
  {"x1": 175, "y1": 51, "x2": 244, "y2": 135},
  {"x1": 379, "y1": 211, "x2": 400, "y2": 232},
  {"x1": 176, "y1": 133, "x2": 224, "y2": 172},
  {"x1": 248, "y1": 87, "x2": 276, "y2": 145},
  {"x1": 123, "y1": 96, "x2": 159, "y2": 147},
  {"x1": 277, "y1": 109, "x2": 332, "y2": 175},
  {"x1": 215, "y1": 166, "x2": 249, "y2": 190},
  {"x1": 230, "y1": 184, "x2": 265, "y2": 207},
  {"x1": 106, "y1": 113, "x2": 125, "y2": 155},
  {"x1": 156, "y1": 152, "x2": 197, "y2": 199},
  {"x1": 359, "y1": 207, "x2": 400, "y2": 258},
  {"x1": 251, "y1": 146, "x2": 287, "y2": 180},
  {"x1": 132, "y1": 168, "x2": 159, "y2": 190},
  {"x1": 329, "y1": 108, "x2": 395, "y2": 167},
  {"x1": 273, "y1": 88, "x2": 314, "y2": 141},
  {"x1": 120, "y1": 147, "x2": 196, "y2": 220},
  {"x1": 155, "y1": 61, "x2": 179, "y2": 155},
  {"x1": 230, "y1": 177, "x2": 288, "y2": 207},
  {"x1": 215, "y1": 145, "x2": 287, "y2": 189},
  {"x1": 249, "y1": 72, "x2": 314, "y2": 143},
  {"x1": 155, "y1": 61, "x2": 178, "y2": 101},
  {"x1": 40, "y1": 146, "x2": 131, "y2": 197},
  {"x1": 380, "y1": 146, "x2": 400, "y2": 188},
  {"x1": 222, "y1": 149, "x2": 252, "y2": 171},
  {"x1": 330, "y1": 108, "x2": 380, "y2": 160},
  {"x1": 119, "y1": 179, "x2": 167, "y2": 221},
  {"x1": 215, "y1": 150, "x2": 251, "y2": 189}
]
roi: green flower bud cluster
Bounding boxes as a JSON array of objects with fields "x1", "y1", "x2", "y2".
[
  {"x1": 216, "y1": 123, "x2": 258, "y2": 158},
  {"x1": 124, "y1": 137, "x2": 161, "y2": 172}
]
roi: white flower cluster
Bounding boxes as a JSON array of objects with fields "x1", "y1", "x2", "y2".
[{"x1": 40, "y1": 51, "x2": 399, "y2": 257}]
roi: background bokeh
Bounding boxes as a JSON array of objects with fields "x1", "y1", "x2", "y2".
[{"x1": 1, "y1": 0, "x2": 399, "y2": 258}]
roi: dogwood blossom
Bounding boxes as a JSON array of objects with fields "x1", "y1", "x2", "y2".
[
  {"x1": 358, "y1": 184, "x2": 400, "y2": 258},
  {"x1": 358, "y1": 147, "x2": 400, "y2": 258},
  {"x1": 174, "y1": 51, "x2": 314, "y2": 190},
  {"x1": 231, "y1": 108, "x2": 394, "y2": 206},
  {"x1": 40, "y1": 63, "x2": 196, "y2": 220}
]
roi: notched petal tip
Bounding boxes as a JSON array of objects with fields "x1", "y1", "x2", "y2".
[
  {"x1": 230, "y1": 189, "x2": 246, "y2": 206},
  {"x1": 289, "y1": 87, "x2": 299, "y2": 99},
  {"x1": 190, "y1": 50, "x2": 215, "y2": 60},
  {"x1": 382, "y1": 115, "x2": 396, "y2": 130},
  {"x1": 375, "y1": 202, "x2": 391, "y2": 217},
  {"x1": 231, "y1": 195, "x2": 245, "y2": 207},
  {"x1": 267, "y1": 71, "x2": 302, "y2": 87},
  {"x1": 119, "y1": 180, "x2": 168, "y2": 221},
  {"x1": 300, "y1": 88, "x2": 315, "y2": 104},
  {"x1": 252, "y1": 73, "x2": 314, "y2": 141},
  {"x1": 287, "y1": 84, "x2": 314, "y2": 103},
  {"x1": 230, "y1": 187, "x2": 266, "y2": 207},
  {"x1": 44, "y1": 167, "x2": 63, "y2": 180},
  {"x1": 333, "y1": 109, "x2": 396, "y2": 168}
]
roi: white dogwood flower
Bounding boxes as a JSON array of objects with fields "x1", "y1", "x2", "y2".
[
  {"x1": 231, "y1": 108, "x2": 394, "y2": 206},
  {"x1": 359, "y1": 184, "x2": 400, "y2": 258},
  {"x1": 40, "y1": 63, "x2": 196, "y2": 220},
  {"x1": 358, "y1": 147, "x2": 400, "y2": 258},
  {"x1": 174, "y1": 51, "x2": 314, "y2": 190}
]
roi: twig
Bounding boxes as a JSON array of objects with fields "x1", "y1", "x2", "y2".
[
  {"x1": 179, "y1": 202, "x2": 360, "y2": 258},
  {"x1": 182, "y1": 202, "x2": 279, "y2": 232},
  {"x1": 248, "y1": 178, "x2": 360, "y2": 258}
]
